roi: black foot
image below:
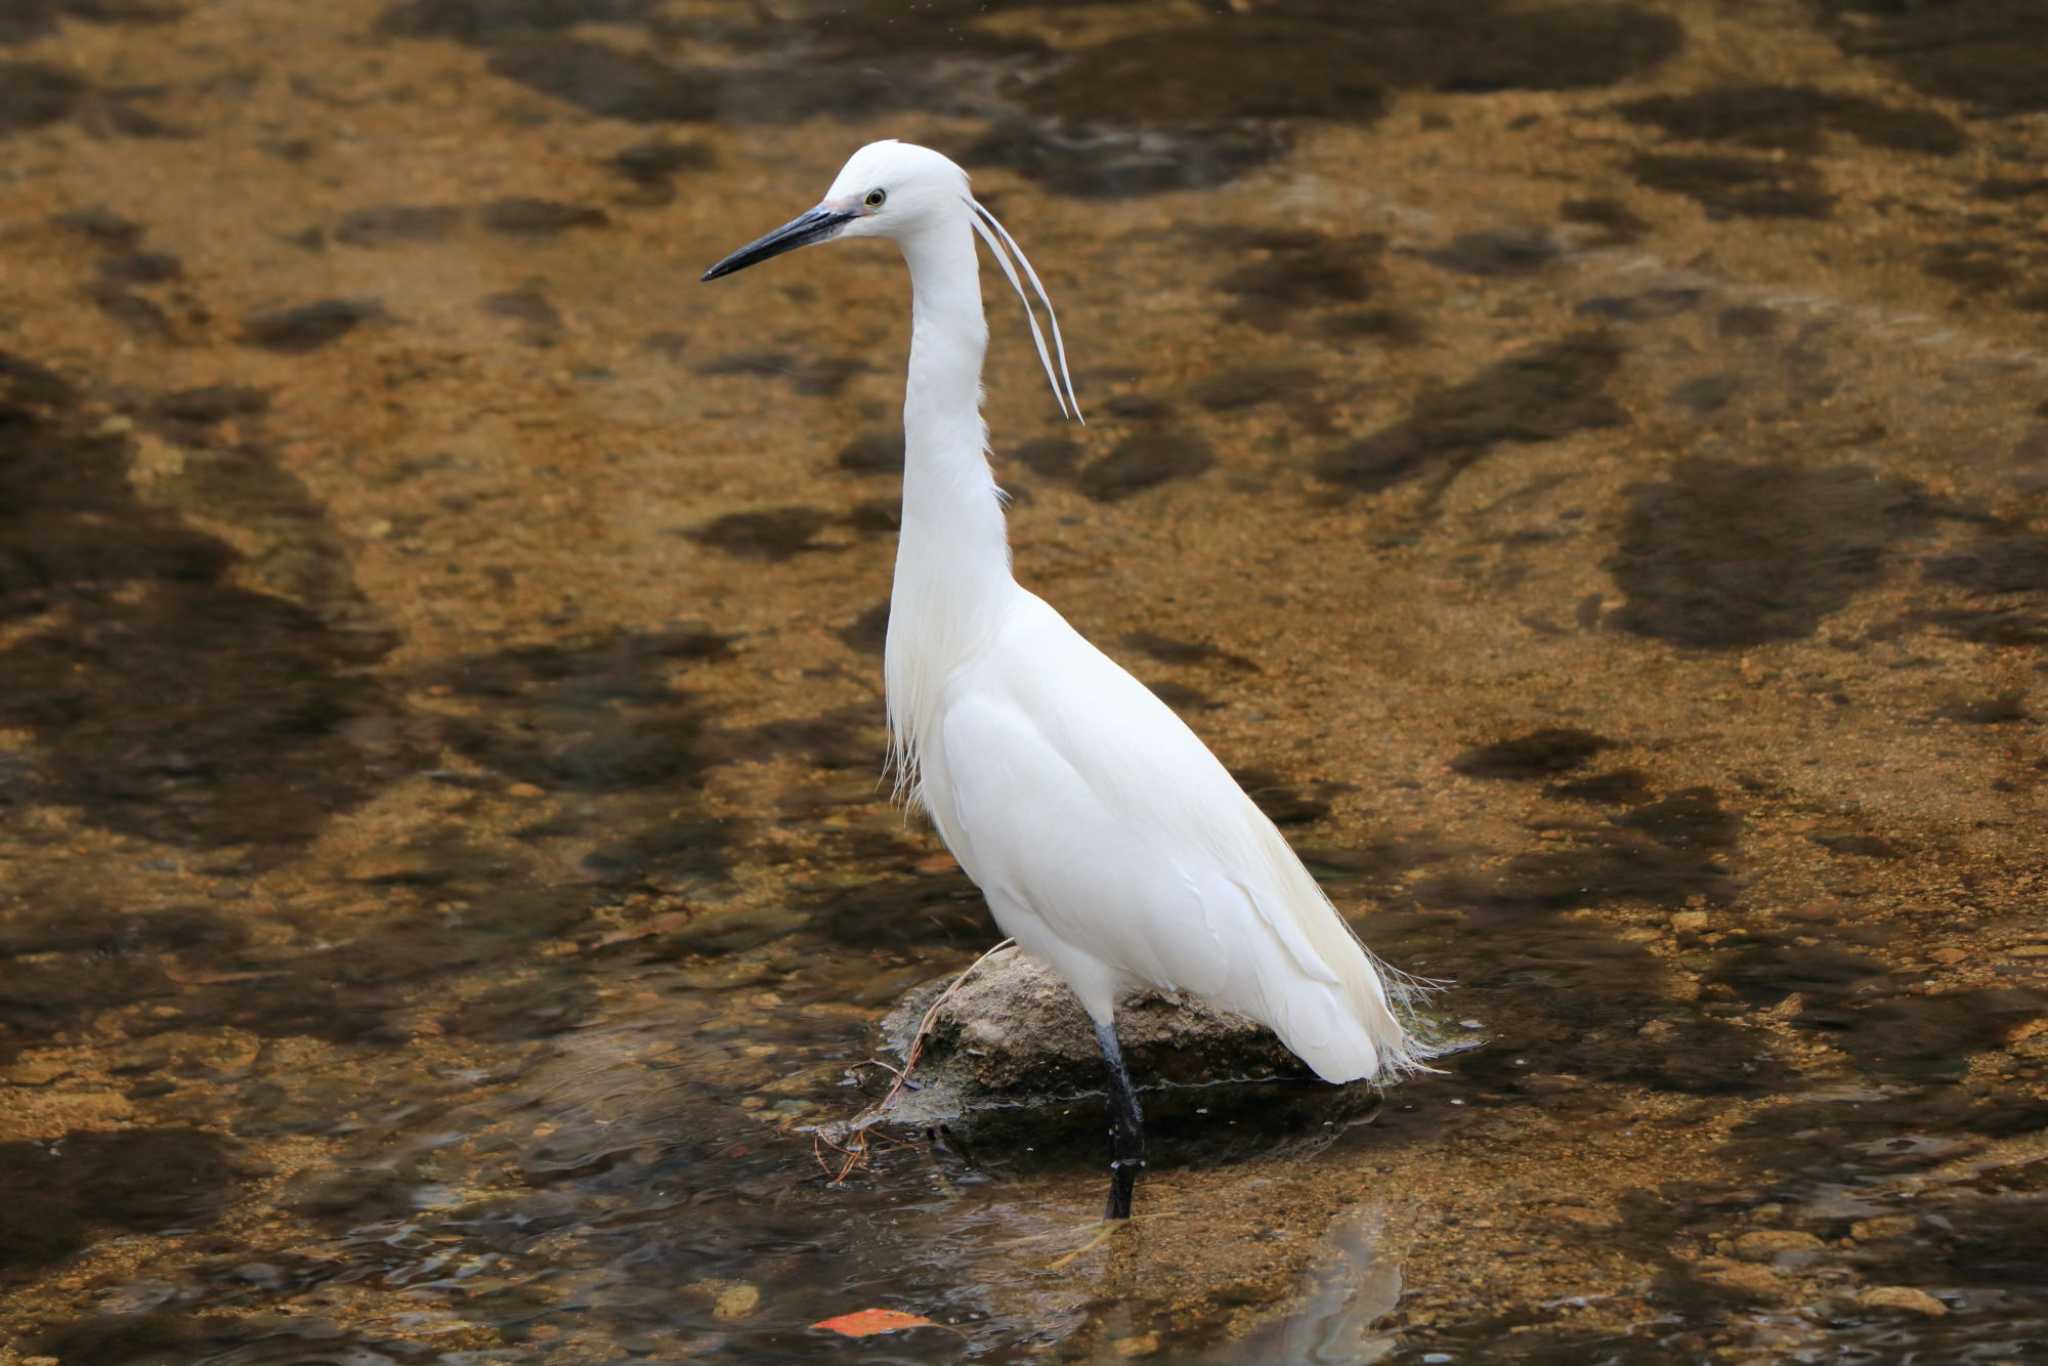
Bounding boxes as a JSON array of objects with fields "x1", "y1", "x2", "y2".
[{"x1": 1106, "y1": 1157, "x2": 1144, "y2": 1220}]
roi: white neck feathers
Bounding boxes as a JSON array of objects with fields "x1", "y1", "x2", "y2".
[{"x1": 883, "y1": 217, "x2": 1015, "y2": 801}]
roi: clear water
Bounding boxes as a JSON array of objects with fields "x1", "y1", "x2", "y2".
[{"x1": 2, "y1": 0, "x2": 2044, "y2": 1360}]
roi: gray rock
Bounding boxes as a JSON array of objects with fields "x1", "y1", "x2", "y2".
[
  {"x1": 889, "y1": 946, "x2": 1310, "y2": 1091},
  {"x1": 848, "y1": 946, "x2": 1386, "y2": 1141}
]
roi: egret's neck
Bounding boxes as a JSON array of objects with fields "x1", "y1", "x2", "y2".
[
  {"x1": 895, "y1": 220, "x2": 1013, "y2": 628},
  {"x1": 883, "y1": 218, "x2": 1015, "y2": 794}
]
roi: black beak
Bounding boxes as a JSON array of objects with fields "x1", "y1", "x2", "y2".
[{"x1": 701, "y1": 206, "x2": 856, "y2": 282}]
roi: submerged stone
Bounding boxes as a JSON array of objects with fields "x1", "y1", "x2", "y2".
[{"x1": 884, "y1": 948, "x2": 1310, "y2": 1106}]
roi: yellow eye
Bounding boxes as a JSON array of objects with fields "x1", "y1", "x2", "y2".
[{"x1": 865, "y1": 189, "x2": 886, "y2": 210}]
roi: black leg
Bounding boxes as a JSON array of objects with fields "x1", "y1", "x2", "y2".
[{"x1": 1094, "y1": 1018, "x2": 1145, "y2": 1219}]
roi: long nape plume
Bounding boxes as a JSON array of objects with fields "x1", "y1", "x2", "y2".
[{"x1": 965, "y1": 197, "x2": 1084, "y2": 424}]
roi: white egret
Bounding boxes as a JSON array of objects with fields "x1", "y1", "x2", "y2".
[{"x1": 703, "y1": 141, "x2": 1435, "y2": 1218}]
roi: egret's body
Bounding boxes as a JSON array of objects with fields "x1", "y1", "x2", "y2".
[{"x1": 705, "y1": 142, "x2": 1432, "y2": 1216}]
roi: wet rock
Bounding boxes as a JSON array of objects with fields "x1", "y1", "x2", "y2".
[
  {"x1": 1423, "y1": 229, "x2": 1558, "y2": 276},
  {"x1": 1614, "y1": 86, "x2": 1964, "y2": 156},
  {"x1": 1191, "y1": 365, "x2": 1319, "y2": 411},
  {"x1": 1795, "y1": 986, "x2": 2043, "y2": 1084},
  {"x1": 238, "y1": 298, "x2": 385, "y2": 353},
  {"x1": 1617, "y1": 788, "x2": 1738, "y2": 850},
  {"x1": 486, "y1": 39, "x2": 702, "y2": 121},
  {"x1": 685, "y1": 506, "x2": 832, "y2": 560},
  {"x1": 1015, "y1": 4, "x2": 1680, "y2": 141},
  {"x1": 1939, "y1": 692, "x2": 2028, "y2": 724},
  {"x1": 29, "y1": 1313, "x2": 429, "y2": 1366},
  {"x1": 1423, "y1": 786, "x2": 1738, "y2": 917},
  {"x1": 1850, "y1": 1215, "x2": 1917, "y2": 1242},
  {"x1": 483, "y1": 287, "x2": 560, "y2": 329},
  {"x1": 1924, "y1": 534, "x2": 2048, "y2": 596},
  {"x1": 1628, "y1": 152, "x2": 1833, "y2": 219},
  {"x1": 48, "y1": 206, "x2": 142, "y2": 250},
  {"x1": 713, "y1": 1282, "x2": 760, "y2": 1321},
  {"x1": 1231, "y1": 766, "x2": 1341, "y2": 826},
  {"x1": 1452, "y1": 727, "x2": 1609, "y2": 779},
  {"x1": 1318, "y1": 332, "x2": 1624, "y2": 496},
  {"x1": 1815, "y1": 0, "x2": 2047, "y2": 116},
  {"x1": 608, "y1": 137, "x2": 713, "y2": 185},
  {"x1": 1147, "y1": 679, "x2": 1219, "y2": 713},
  {"x1": 1576, "y1": 289, "x2": 1704, "y2": 323},
  {"x1": 1010, "y1": 435, "x2": 1081, "y2": 479},
  {"x1": 1019, "y1": 22, "x2": 1390, "y2": 128},
  {"x1": 1667, "y1": 373, "x2": 1740, "y2": 412},
  {"x1": 379, "y1": 0, "x2": 653, "y2": 43},
  {"x1": 1818, "y1": 827, "x2": 1892, "y2": 860},
  {"x1": 88, "y1": 284, "x2": 173, "y2": 339},
  {"x1": 1718, "y1": 304, "x2": 1780, "y2": 338},
  {"x1": 1922, "y1": 239, "x2": 2019, "y2": 294},
  {"x1": 1609, "y1": 459, "x2": 1932, "y2": 648},
  {"x1": 1217, "y1": 232, "x2": 1381, "y2": 329},
  {"x1": 1123, "y1": 630, "x2": 1258, "y2": 672},
  {"x1": 837, "y1": 599, "x2": 889, "y2": 655},
  {"x1": 1733, "y1": 1229, "x2": 1823, "y2": 1261},
  {"x1": 968, "y1": 120, "x2": 1292, "y2": 200},
  {"x1": 1319, "y1": 308, "x2": 1423, "y2": 344},
  {"x1": 651, "y1": 903, "x2": 808, "y2": 959},
  {"x1": 1856, "y1": 1285, "x2": 1948, "y2": 1317},
  {"x1": 834, "y1": 429, "x2": 902, "y2": 476},
  {"x1": 283, "y1": 1158, "x2": 438, "y2": 1224},
  {"x1": 333, "y1": 203, "x2": 460, "y2": 246},
  {"x1": 883, "y1": 947, "x2": 1313, "y2": 1106},
  {"x1": 98, "y1": 250, "x2": 181, "y2": 284},
  {"x1": 444, "y1": 975, "x2": 595, "y2": 1041},
  {"x1": 0, "y1": 1129, "x2": 237, "y2": 1270},
  {"x1": 1693, "y1": 1257, "x2": 1786, "y2": 1301},
  {"x1": 695, "y1": 349, "x2": 869, "y2": 397},
  {"x1": 0, "y1": 61, "x2": 85, "y2": 133},
  {"x1": 1104, "y1": 393, "x2": 1171, "y2": 421},
  {"x1": 1549, "y1": 768, "x2": 1649, "y2": 805},
  {"x1": 1559, "y1": 196, "x2": 1649, "y2": 246},
  {"x1": 1977, "y1": 175, "x2": 2048, "y2": 202},
  {"x1": 854, "y1": 950, "x2": 1411, "y2": 1158},
  {"x1": 480, "y1": 197, "x2": 608, "y2": 236},
  {"x1": 0, "y1": 362, "x2": 406, "y2": 854},
  {"x1": 1077, "y1": 432, "x2": 1213, "y2": 502},
  {"x1": 151, "y1": 384, "x2": 269, "y2": 428},
  {"x1": 640, "y1": 329, "x2": 685, "y2": 357}
]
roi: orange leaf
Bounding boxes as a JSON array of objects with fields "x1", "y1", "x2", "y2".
[{"x1": 811, "y1": 1308, "x2": 937, "y2": 1338}]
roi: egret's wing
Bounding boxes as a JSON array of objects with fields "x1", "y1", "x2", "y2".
[
  {"x1": 936, "y1": 683, "x2": 1233, "y2": 1009},
  {"x1": 935, "y1": 594, "x2": 1426, "y2": 1083}
]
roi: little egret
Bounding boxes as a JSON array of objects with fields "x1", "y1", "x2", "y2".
[{"x1": 704, "y1": 141, "x2": 1435, "y2": 1218}]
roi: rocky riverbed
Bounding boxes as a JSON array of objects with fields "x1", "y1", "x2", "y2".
[{"x1": 2, "y1": 0, "x2": 2045, "y2": 1361}]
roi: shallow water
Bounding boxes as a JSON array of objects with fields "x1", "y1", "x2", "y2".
[{"x1": 2, "y1": 0, "x2": 2045, "y2": 1361}]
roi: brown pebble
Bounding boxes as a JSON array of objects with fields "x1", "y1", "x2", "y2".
[
  {"x1": 1695, "y1": 1257, "x2": 1783, "y2": 1299},
  {"x1": 1857, "y1": 1286, "x2": 1947, "y2": 1317},
  {"x1": 1732, "y1": 1230, "x2": 1823, "y2": 1261},
  {"x1": 714, "y1": 1283, "x2": 761, "y2": 1320},
  {"x1": 1850, "y1": 1215, "x2": 1916, "y2": 1241}
]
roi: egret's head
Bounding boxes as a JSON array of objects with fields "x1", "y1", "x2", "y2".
[
  {"x1": 700, "y1": 140, "x2": 967, "y2": 279},
  {"x1": 701, "y1": 139, "x2": 1082, "y2": 421}
]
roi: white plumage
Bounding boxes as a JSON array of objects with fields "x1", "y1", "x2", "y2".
[{"x1": 704, "y1": 140, "x2": 1434, "y2": 1211}]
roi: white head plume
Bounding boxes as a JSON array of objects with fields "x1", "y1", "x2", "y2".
[{"x1": 967, "y1": 198, "x2": 1084, "y2": 424}]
